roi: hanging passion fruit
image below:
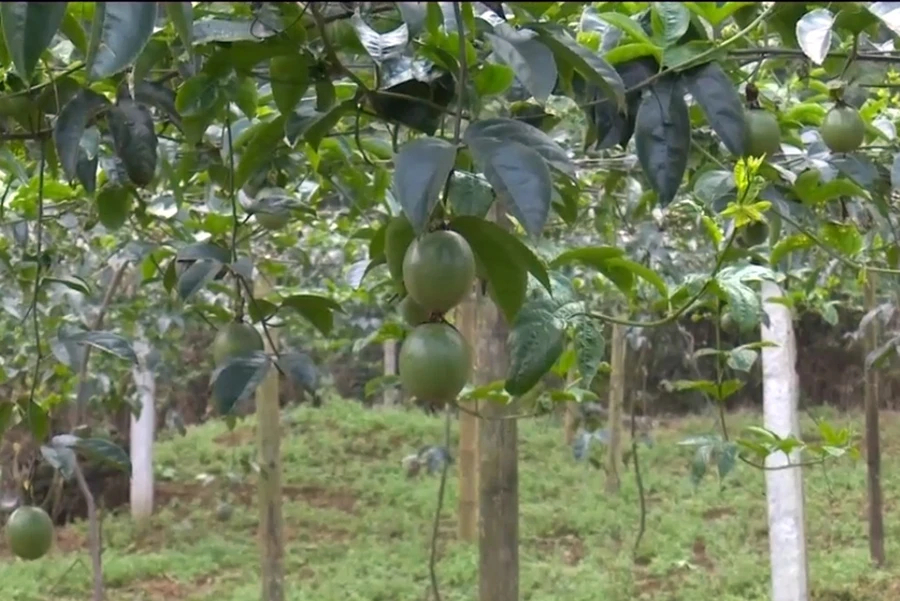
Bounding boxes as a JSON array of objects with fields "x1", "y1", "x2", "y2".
[
  {"x1": 744, "y1": 108, "x2": 782, "y2": 158},
  {"x1": 403, "y1": 230, "x2": 476, "y2": 313},
  {"x1": 820, "y1": 104, "x2": 865, "y2": 153},
  {"x1": 398, "y1": 322, "x2": 472, "y2": 401}
]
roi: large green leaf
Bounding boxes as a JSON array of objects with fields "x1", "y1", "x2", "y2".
[
  {"x1": 96, "y1": 185, "x2": 132, "y2": 230},
  {"x1": 486, "y1": 24, "x2": 557, "y2": 103},
  {"x1": 62, "y1": 330, "x2": 138, "y2": 364},
  {"x1": 281, "y1": 294, "x2": 343, "y2": 336},
  {"x1": 572, "y1": 316, "x2": 605, "y2": 388},
  {"x1": 681, "y1": 61, "x2": 746, "y2": 156},
  {"x1": 54, "y1": 89, "x2": 111, "y2": 182},
  {"x1": 467, "y1": 138, "x2": 552, "y2": 237},
  {"x1": 270, "y1": 54, "x2": 311, "y2": 115},
  {"x1": 392, "y1": 137, "x2": 458, "y2": 234},
  {"x1": 165, "y1": 2, "x2": 193, "y2": 55},
  {"x1": 211, "y1": 351, "x2": 271, "y2": 415},
  {"x1": 107, "y1": 99, "x2": 158, "y2": 187},
  {"x1": 796, "y1": 8, "x2": 834, "y2": 66},
  {"x1": 450, "y1": 215, "x2": 552, "y2": 293},
  {"x1": 86, "y1": 2, "x2": 158, "y2": 80},
  {"x1": 276, "y1": 351, "x2": 319, "y2": 396},
  {"x1": 634, "y1": 75, "x2": 690, "y2": 206},
  {"x1": 506, "y1": 302, "x2": 566, "y2": 395},
  {"x1": 464, "y1": 117, "x2": 575, "y2": 176},
  {"x1": 534, "y1": 25, "x2": 625, "y2": 110},
  {"x1": 0, "y1": 2, "x2": 68, "y2": 81},
  {"x1": 77, "y1": 437, "x2": 131, "y2": 473},
  {"x1": 652, "y1": 2, "x2": 691, "y2": 45},
  {"x1": 447, "y1": 171, "x2": 494, "y2": 218}
]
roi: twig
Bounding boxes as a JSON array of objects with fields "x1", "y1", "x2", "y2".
[
  {"x1": 429, "y1": 407, "x2": 451, "y2": 601},
  {"x1": 728, "y1": 47, "x2": 900, "y2": 64},
  {"x1": 225, "y1": 114, "x2": 245, "y2": 321},
  {"x1": 739, "y1": 455, "x2": 825, "y2": 471},
  {"x1": 73, "y1": 460, "x2": 105, "y2": 601},
  {"x1": 74, "y1": 261, "x2": 130, "y2": 422}
]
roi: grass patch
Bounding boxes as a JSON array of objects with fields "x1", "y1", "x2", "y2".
[{"x1": 2, "y1": 401, "x2": 898, "y2": 600}]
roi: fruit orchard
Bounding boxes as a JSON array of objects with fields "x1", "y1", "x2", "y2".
[{"x1": 0, "y1": 1, "x2": 898, "y2": 600}]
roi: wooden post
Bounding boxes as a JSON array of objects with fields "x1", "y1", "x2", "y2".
[
  {"x1": 478, "y1": 206, "x2": 517, "y2": 601},
  {"x1": 605, "y1": 324, "x2": 626, "y2": 494},
  {"x1": 761, "y1": 279, "x2": 808, "y2": 601},
  {"x1": 130, "y1": 338, "x2": 155, "y2": 522},
  {"x1": 255, "y1": 277, "x2": 285, "y2": 601},
  {"x1": 864, "y1": 273, "x2": 885, "y2": 566},
  {"x1": 383, "y1": 340, "x2": 399, "y2": 406},
  {"x1": 455, "y1": 290, "x2": 479, "y2": 542}
]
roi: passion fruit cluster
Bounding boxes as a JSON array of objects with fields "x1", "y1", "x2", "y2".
[
  {"x1": 385, "y1": 215, "x2": 475, "y2": 404},
  {"x1": 743, "y1": 83, "x2": 866, "y2": 159}
]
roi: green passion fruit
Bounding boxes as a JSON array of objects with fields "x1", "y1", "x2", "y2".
[
  {"x1": 744, "y1": 108, "x2": 782, "y2": 158},
  {"x1": 6, "y1": 505, "x2": 54, "y2": 560},
  {"x1": 212, "y1": 322, "x2": 264, "y2": 366},
  {"x1": 739, "y1": 221, "x2": 769, "y2": 247},
  {"x1": 403, "y1": 230, "x2": 476, "y2": 313},
  {"x1": 399, "y1": 322, "x2": 472, "y2": 401},
  {"x1": 399, "y1": 295, "x2": 430, "y2": 327},
  {"x1": 820, "y1": 104, "x2": 865, "y2": 153},
  {"x1": 384, "y1": 215, "x2": 416, "y2": 284}
]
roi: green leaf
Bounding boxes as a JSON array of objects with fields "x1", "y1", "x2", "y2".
[
  {"x1": 175, "y1": 74, "x2": 220, "y2": 116},
  {"x1": 820, "y1": 221, "x2": 863, "y2": 257},
  {"x1": 96, "y1": 185, "x2": 132, "y2": 230},
  {"x1": 652, "y1": 2, "x2": 691, "y2": 46},
  {"x1": 44, "y1": 275, "x2": 91, "y2": 295},
  {"x1": 177, "y1": 260, "x2": 222, "y2": 301},
  {"x1": 634, "y1": 76, "x2": 690, "y2": 207},
  {"x1": 284, "y1": 99, "x2": 355, "y2": 150},
  {"x1": 276, "y1": 351, "x2": 319, "y2": 396},
  {"x1": 770, "y1": 233, "x2": 813, "y2": 265},
  {"x1": 281, "y1": 294, "x2": 343, "y2": 336},
  {"x1": 572, "y1": 316, "x2": 604, "y2": 388},
  {"x1": 551, "y1": 246, "x2": 626, "y2": 268},
  {"x1": 605, "y1": 258, "x2": 669, "y2": 299},
  {"x1": 77, "y1": 437, "x2": 131, "y2": 473},
  {"x1": 796, "y1": 8, "x2": 834, "y2": 66},
  {"x1": 351, "y1": 13, "x2": 408, "y2": 62},
  {"x1": 464, "y1": 117, "x2": 575, "y2": 177},
  {"x1": 716, "y1": 441, "x2": 738, "y2": 480},
  {"x1": 235, "y1": 116, "x2": 286, "y2": 190},
  {"x1": 869, "y1": 2, "x2": 900, "y2": 37},
  {"x1": 192, "y1": 18, "x2": 277, "y2": 45},
  {"x1": 474, "y1": 63, "x2": 515, "y2": 96},
  {"x1": 392, "y1": 137, "x2": 458, "y2": 234},
  {"x1": 486, "y1": 25, "x2": 557, "y2": 103},
  {"x1": 448, "y1": 171, "x2": 494, "y2": 218},
  {"x1": 270, "y1": 54, "x2": 310, "y2": 115},
  {"x1": 450, "y1": 215, "x2": 552, "y2": 293},
  {"x1": 54, "y1": 89, "x2": 111, "y2": 182},
  {"x1": 178, "y1": 242, "x2": 231, "y2": 263},
  {"x1": 598, "y1": 12, "x2": 656, "y2": 46},
  {"x1": 681, "y1": 61, "x2": 746, "y2": 156},
  {"x1": 506, "y1": 303, "x2": 566, "y2": 395},
  {"x1": 41, "y1": 443, "x2": 77, "y2": 480},
  {"x1": 604, "y1": 42, "x2": 661, "y2": 65},
  {"x1": 134, "y1": 81, "x2": 182, "y2": 129},
  {"x1": 64, "y1": 330, "x2": 138, "y2": 364},
  {"x1": 86, "y1": 2, "x2": 158, "y2": 80},
  {"x1": 165, "y1": 2, "x2": 193, "y2": 55},
  {"x1": 211, "y1": 351, "x2": 271, "y2": 415},
  {"x1": 229, "y1": 76, "x2": 258, "y2": 119},
  {"x1": 691, "y1": 445, "x2": 710, "y2": 485},
  {"x1": 107, "y1": 99, "x2": 158, "y2": 187},
  {"x1": 0, "y1": 2, "x2": 68, "y2": 82},
  {"x1": 60, "y1": 9, "x2": 88, "y2": 56},
  {"x1": 467, "y1": 138, "x2": 553, "y2": 237},
  {"x1": 535, "y1": 26, "x2": 626, "y2": 111},
  {"x1": 726, "y1": 347, "x2": 758, "y2": 372}
]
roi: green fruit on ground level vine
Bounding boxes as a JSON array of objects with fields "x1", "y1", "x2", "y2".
[
  {"x1": 820, "y1": 104, "x2": 865, "y2": 153},
  {"x1": 744, "y1": 108, "x2": 781, "y2": 158},
  {"x1": 399, "y1": 295, "x2": 430, "y2": 327},
  {"x1": 403, "y1": 230, "x2": 476, "y2": 313},
  {"x1": 384, "y1": 215, "x2": 416, "y2": 284},
  {"x1": 255, "y1": 211, "x2": 291, "y2": 231},
  {"x1": 399, "y1": 322, "x2": 471, "y2": 401},
  {"x1": 6, "y1": 505, "x2": 54, "y2": 560},
  {"x1": 212, "y1": 322, "x2": 264, "y2": 366}
]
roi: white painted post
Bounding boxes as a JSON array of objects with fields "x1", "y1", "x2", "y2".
[
  {"x1": 760, "y1": 280, "x2": 808, "y2": 601},
  {"x1": 130, "y1": 339, "x2": 156, "y2": 521}
]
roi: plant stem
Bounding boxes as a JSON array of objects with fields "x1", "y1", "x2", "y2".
[{"x1": 73, "y1": 460, "x2": 105, "y2": 601}]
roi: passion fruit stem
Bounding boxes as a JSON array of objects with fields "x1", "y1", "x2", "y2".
[{"x1": 744, "y1": 82, "x2": 759, "y2": 107}]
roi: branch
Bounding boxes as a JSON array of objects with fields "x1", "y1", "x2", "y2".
[
  {"x1": 728, "y1": 47, "x2": 900, "y2": 63},
  {"x1": 73, "y1": 460, "x2": 105, "y2": 601}
]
